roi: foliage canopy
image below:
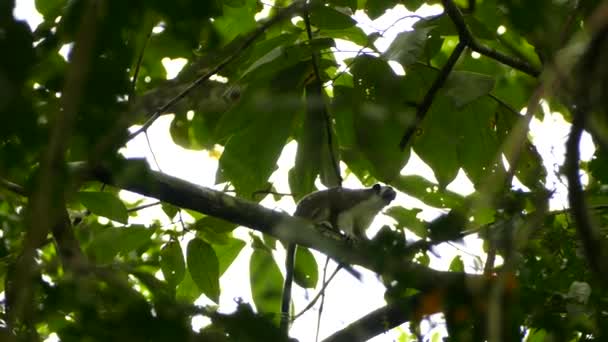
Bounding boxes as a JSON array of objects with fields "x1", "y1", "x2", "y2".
[{"x1": 2, "y1": 0, "x2": 608, "y2": 340}]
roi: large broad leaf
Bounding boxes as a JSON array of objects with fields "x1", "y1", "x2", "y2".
[
  {"x1": 385, "y1": 207, "x2": 428, "y2": 238},
  {"x1": 212, "y1": 0, "x2": 257, "y2": 42},
  {"x1": 218, "y1": 101, "x2": 297, "y2": 196},
  {"x1": 320, "y1": 26, "x2": 371, "y2": 47},
  {"x1": 589, "y1": 147, "x2": 608, "y2": 185},
  {"x1": 187, "y1": 238, "x2": 220, "y2": 303},
  {"x1": 309, "y1": 6, "x2": 356, "y2": 30},
  {"x1": 456, "y1": 98, "x2": 503, "y2": 186},
  {"x1": 384, "y1": 27, "x2": 434, "y2": 67},
  {"x1": 239, "y1": 39, "x2": 334, "y2": 83},
  {"x1": 494, "y1": 104, "x2": 546, "y2": 189},
  {"x1": 449, "y1": 255, "x2": 465, "y2": 272},
  {"x1": 249, "y1": 248, "x2": 283, "y2": 321},
  {"x1": 442, "y1": 71, "x2": 496, "y2": 109},
  {"x1": 193, "y1": 216, "x2": 238, "y2": 244},
  {"x1": 350, "y1": 55, "x2": 412, "y2": 181},
  {"x1": 290, "y1": 84, "x2": 339, "y2": 199},
  {"x1": 393, "y1": 175, "x2": 465, "y2": 209},
  {"x1": 365, "y1": 0, "x2": 401, "y2": 19},
  {"x1": 176, "y1": 271, "x2": 202, "y2": 303},
  {"x1": 327, "y1": 0, "x2": 357, "y2": 11},
  {"x1": 77, "y1": 191, "x2": 128, "y2": 224},
  {"x1": 160, "y1": 241, "x2": 186, "y2": 286},
  {"x1": 213, "y1": 237, "x2": 246, "y2": 276},
  {"x1": 412, "y1": 95, "x2": 461, "y2": 187},
  {"x1": 293, "y1": 247, "x2": 318, "y2": 289},
  {"x1": 87, "y1": 225, "x2": 154, "y2": 264}
]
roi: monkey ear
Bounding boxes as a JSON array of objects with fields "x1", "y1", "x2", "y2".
[{"x1": 372, "y1": 184, "x2": 381, "y2": 193}]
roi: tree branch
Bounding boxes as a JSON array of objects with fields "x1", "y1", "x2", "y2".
[
  {"x1": 127, "y1": 0, "x2": 307, "y2": 142},
  {"x1": 399, "y1": 41, "x2": 466, "y2": 149},
  {"x1": 440, "y1": 0, "x2": 541, "y2": 77},
  {"x1": 73, "y1": 159, "x2": 484, "y2": 293},
  {"x1": 564, "y1": 23, "x2": 608, "y2": 285},
  {"x1": 303, "y1": 5, "x2": 342, "y2": 186},
  {"x1": 323, "y1": 294, "x2": 423, "y2": 342}
]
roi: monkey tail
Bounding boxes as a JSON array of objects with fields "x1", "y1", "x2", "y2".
[{"x1": 280, "y1": 242, "x2": 296, "y2": 336}]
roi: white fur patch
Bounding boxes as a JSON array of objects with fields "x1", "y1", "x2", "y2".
[{"x1": 337, "y1": 195, "x2": 388, "y2": 239}]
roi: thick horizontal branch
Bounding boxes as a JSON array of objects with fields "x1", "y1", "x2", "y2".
[
  {"x1": 324, "y1": 294, "x2": 422, "y2": 342},
  {"x1": 72, "y1": 159, "x2": 484, "y2": 293}
]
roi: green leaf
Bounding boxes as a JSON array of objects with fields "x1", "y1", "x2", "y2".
[
  {"x1": 350, "y1": 55, "x2": 412, "y2": 181},
  {"x1": 293, "y1": 247, "x2": 318, "y2": 288},
  {"x1": 161, "y1": 203, "x2": 179, "y2": 219},
  {"x1": 449, "y1": 255, "x2": 465, "y2": 272},
  {"x1": 290, "y1": 83, "x2": 340, "y2": 198},
  {"x1": 320, "y1": 26, "x2": 370, "y2": 47},
  {"x1": 495, "y1": 103, "x2": 546, "y2": 189},
  {"x1": 213, "y1": 237, "x2": 246, "y2": 276},
  {"x1": 402, "y1": 0, "x2": 425, "y2": 11},
  {"x1": 249, "y1": 249, "x2": 283, "y2": 321},
  {"x1": 415, "y1": 252, "x2": 430, "y2": 266},
  {"x1": 310, "y1": 6, "x2": 356, "y2": 30},
  {"x1": 327, "y1": 0, "x2": 358, "y2": 11},
  {"x1": 35, "y1": 0, "x2": 65, "y2": 18},
  {"x1": 77, "y1": 191, "x2": 128, "y2": 224},
  {"x1": 412, "y1": 95, "x2": 460, "y2": 187},
  {"x1": 443, "y1": 71, "x2": 496, "y2": 108},
  {"x1": 213, "y1": 0, "x2": 257, "y2": 42},
  {"x1": 589, "y1": 148, "x2": 608, "y2": 184},
  {"x1": 428, "y1": 210, "x2": 468, "y2": 242},
  {"x1": 365, "y1": 0, "x2": 399, "y2": 19},
  {"x1": 218, "y1": 100, "x2": 297, "y2": 196},
  {"x1": 187, "y1": 238, "x2": 220, "y2": 303},
  {"x1": 393, "y1": 175, "x2": 465, "y2": 209},
  {"x1": 160, "y1": 241, "x2": 186, "y2": 286},
  {"x1": 385, "y1": 207, "x2": 428, "y2": 238},
  {"x1": 176, "y1": 271, "x2": 202, "y2": 303},
  {"x1": 239, "y1": 39, "x2": 330, "y2": 83},
  {"x1": 87, "y1": 225, "x2": 154, "y2": 264},
  {"x1": 193, "y1": 216, "x2": 237, "y2": 244},
  {"x1": 457, "y1": 98, "x2": 503, "y2": 186},
  {"x1": 384, "y1": 27, "x2": 433, "y2": 67},
  {"x1": 224, "y1": 0, "x2": 246, "y2": 6}
]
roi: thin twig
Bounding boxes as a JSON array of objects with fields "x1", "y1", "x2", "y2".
[
  {"x1": 303, "y1": 6, "x2": 342, "y2": 186},
  {"x1": 127, "y1": 1, "x2": 307, "y2": 141},
  {"x1": 294, "y1": 260, "x2": 340, "y2": 320},
  {"x1": 129, "y1": 29, "x2": 152, "y2": 100},
  {"x1": 128, "y1": 201, "x2": 161, "y2": 213},
  {"x1": 399, "y1": 41, "x2": 466, "y2": 149},
  {"x1": 440, "y1": 0, "x2": 540, "y2": 77},
  {"x1": 0, "y1": 177, "x2": 27, "y2": 197},
  {"x1": 9, "y1": 0, "x2": 100, "y2": 332}
]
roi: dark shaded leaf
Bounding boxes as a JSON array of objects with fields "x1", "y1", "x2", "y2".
[
  {"x1": 385, "y1": 207, "x2": 427, "y2": 238},
  {"x1": 310, "y1": 6, "x2": 356, "y2": 30},
  {"x1": 213, "y1": 237, "x2": 246, "y2": 276},
  {"x1": 443, "y1": 71, "x2": 495, "y2": 108},
  {"x1": 218, "y1": 98, "x2": 297, "y2": 196},
  {"x1": 294, "y1": 247, "x2": 318, "y2": 288},
  {"x1": 87, "y1": 225, "x2": 154, "y2": 264},
  {"x1": 384, "y1": 27, "x2": 433, "y2": 67},
  {"x1": 187, "y1": 238, "x2": 220, "y2": 303},
  {"x1": 350, "y1": 55, "x2": 412, "y2": 181},
  {"x1": 249, "y1": 249, "x2": 283, "y2": 322},
  {"x1": 449, "y1": 255, "x2": 464, "y2": 272},
  {"x1": 176, "y1": 271, "x2": 202, "y2": 303},
  {"x1": 77, "y1": 191, "x2": 128, "y2": 224},
  {"x1": 393, "y1": 175, "x2": 465, "y2": 209},
  {"x1": 161, "y1": 241, "x2": 186, "y2": 286}
]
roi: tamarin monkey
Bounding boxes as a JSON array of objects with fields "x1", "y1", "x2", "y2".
[{"x1": 280, "y1": 184, "x2": 397, "y2": 335}]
